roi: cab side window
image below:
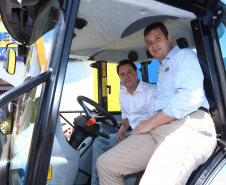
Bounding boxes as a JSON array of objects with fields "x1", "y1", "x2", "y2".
[
  {"x1": 148, "y1": 60, "x2": 160, "y2": 84},
  {"x1": 217, "y1": 21, "x2": 226, "y2": 71},
  {"x1": 136, "y1": 60, "x2": 160, "y2": 84}
]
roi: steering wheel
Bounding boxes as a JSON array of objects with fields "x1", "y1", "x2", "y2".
[{"x1": 77, "y1": 96, "x2": 119, "y2": 128}]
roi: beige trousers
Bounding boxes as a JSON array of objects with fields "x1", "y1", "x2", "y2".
[{"x1": 96, "y1": 110, "x2": 217, "y2": 185}]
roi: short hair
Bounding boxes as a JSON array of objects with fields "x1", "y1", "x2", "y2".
[
  {"x1": 116, "y1": 59, "x2": 137, "y2": 75},
  {"x1": 144, "y1": 22, "x2": 169, "y2": 39}
]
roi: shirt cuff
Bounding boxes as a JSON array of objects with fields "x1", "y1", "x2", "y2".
[{"x1": 162, "y1": 106, "x2": 185, "y2": 119}]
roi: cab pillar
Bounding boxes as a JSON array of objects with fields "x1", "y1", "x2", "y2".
[{"x1": 90, "y1": 61, "x2": 108, "y2": 111}]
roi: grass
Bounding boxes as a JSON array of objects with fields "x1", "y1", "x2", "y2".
[{"x1": 0, "y1": 118, "x2": 11, "y2": 135}]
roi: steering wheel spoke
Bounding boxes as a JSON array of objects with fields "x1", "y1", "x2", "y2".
[
  {"x1": 95, "y1": 115, "x2": 108, "y2": 121},
  {"x1": 77, "y1": 96, "x2": 119, "y2": 128}
]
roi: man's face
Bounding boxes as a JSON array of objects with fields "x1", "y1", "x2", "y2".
[
  {"x1": 118, "y1": 64, "x2": 138, "y2": 91},
  {"x1": 145, "y1": 27, "x2": 172, "y2": 64},
  {"x1": 62, "y1": 123, "x2": 74, "y2": 141}
]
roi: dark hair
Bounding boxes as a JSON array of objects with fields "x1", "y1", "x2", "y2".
[
  {"x1": 144, "y1": 22, "x2": 169, "y2": 39},
  {"x1": 116, "y1": 59, "x2": 137, "y2": 75}
]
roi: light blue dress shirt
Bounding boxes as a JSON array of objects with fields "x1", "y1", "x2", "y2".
[{"x1": 154, "y1": 46, "x2": 209, "y2": 119}]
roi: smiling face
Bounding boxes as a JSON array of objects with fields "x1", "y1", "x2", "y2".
[
  {"x1": 118, "y1": 64, "x2": 139, "y2": 94},
  {"x1": 145, "y1": 27, "x2": 173, "y2": 64},
  {"x1": 62, "y1": 123, "x2": 74, "y2": 141}
]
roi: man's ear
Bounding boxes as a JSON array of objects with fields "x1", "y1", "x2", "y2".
[
  {"x1": 136, "y1": 70, "x2": 138, "y2": 77},
  {"x1": 167, "y1": 34, "x2": 172, "y2": 44}
]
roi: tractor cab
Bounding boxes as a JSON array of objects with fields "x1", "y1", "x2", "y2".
[{"x1": 0, "y1": 0, "x2": 226, "y2": 184}]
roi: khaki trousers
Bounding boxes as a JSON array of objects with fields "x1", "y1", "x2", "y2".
[{"x1": 96, "y1": 110, "x2": 217, "y2": 185}]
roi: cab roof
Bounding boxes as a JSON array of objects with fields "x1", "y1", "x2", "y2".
[
  {"x1": 0, "y1": 0, "x2": 220, "y2": 62},
  {"x1": 70, "y1": 0, "x2": 197, "y2": 62}
]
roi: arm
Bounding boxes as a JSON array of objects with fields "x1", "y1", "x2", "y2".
[
  {"x1": 133, "y1": 110, "x2": 176, "y2": 135},
  {"x1": 117, "y1": 118, "x2": 130, "y2": 142},
  {"x1": 147, "y1": 85, "x2": 156, "y2": 117},
  {"x1": 134, "y1": 51, "x2": 203, "y2": 134},
  {"x1": 117, "y1": 91, "x2": 129, "y2": 142},
  {"x1": 164, "y1": 51, "x2": 207, "y2": 119}
]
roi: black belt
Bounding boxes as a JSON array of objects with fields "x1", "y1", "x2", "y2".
[{"x1": 198, "y1": 106, "x2": 209, "y2": 114}]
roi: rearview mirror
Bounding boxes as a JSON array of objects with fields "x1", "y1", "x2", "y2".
[{"x1": 3, "y1": 48, "x2": 16, "y2": 75}]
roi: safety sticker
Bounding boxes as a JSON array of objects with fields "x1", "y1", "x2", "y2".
[
  {"x1": 102, "y1": 78, "x2": 107, "y2": 96},
  {"x1": 47, "y1": 165, "x2": 52, "y2": 181}
]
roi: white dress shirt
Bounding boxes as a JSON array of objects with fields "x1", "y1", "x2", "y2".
[
  {"x1": 119, "y1": 80, "x2": 156, "y2": 129},
  {"x1": 154, "y1": 45, "x2": 209, "y2": 119}
]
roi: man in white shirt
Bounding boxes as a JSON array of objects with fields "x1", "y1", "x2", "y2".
[
  {"x1": 91, "y1": 59, "x2": 156, "y2": 185},
  {"x1": 97, "y1": 23, "x2": 217, "y2": 185}
]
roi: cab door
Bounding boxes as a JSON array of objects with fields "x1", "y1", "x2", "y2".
[
  {"x1": 22, "y1": 1, "x2": 81, "y2": 185},
  {"x1": 0, "y1": 0, "x2": 81, "y2": 185},
  {"x1": 189, "y1": 0, "x2": 226, "y2": 140}
]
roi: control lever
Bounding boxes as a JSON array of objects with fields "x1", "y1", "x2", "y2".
[
  {"x1": 98, "y1": 132, "x2": 110, "y2": 139},
  {"x1": 78, "y1": 143, "x2": 86, "y2": 150}
]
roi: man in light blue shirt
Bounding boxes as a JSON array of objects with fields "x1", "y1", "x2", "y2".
[
  {"x1": 97, "y1": 23, "x2": 217, "y2": 185},
  {"x1": 153, "y1": 45, "x2": 209, "y2": 119}
]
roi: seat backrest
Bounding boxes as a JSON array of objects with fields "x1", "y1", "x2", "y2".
[{"x1": 201, "y1": 63, "x2": 223, "y2": 138}]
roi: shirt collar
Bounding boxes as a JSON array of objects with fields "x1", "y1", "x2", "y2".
[
  {"x1": 162, "y1": 45, "x2": 180, "y2": 65},
  {"x1": 124, "y1": 79, "x2": 143, "y2": 94}
]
